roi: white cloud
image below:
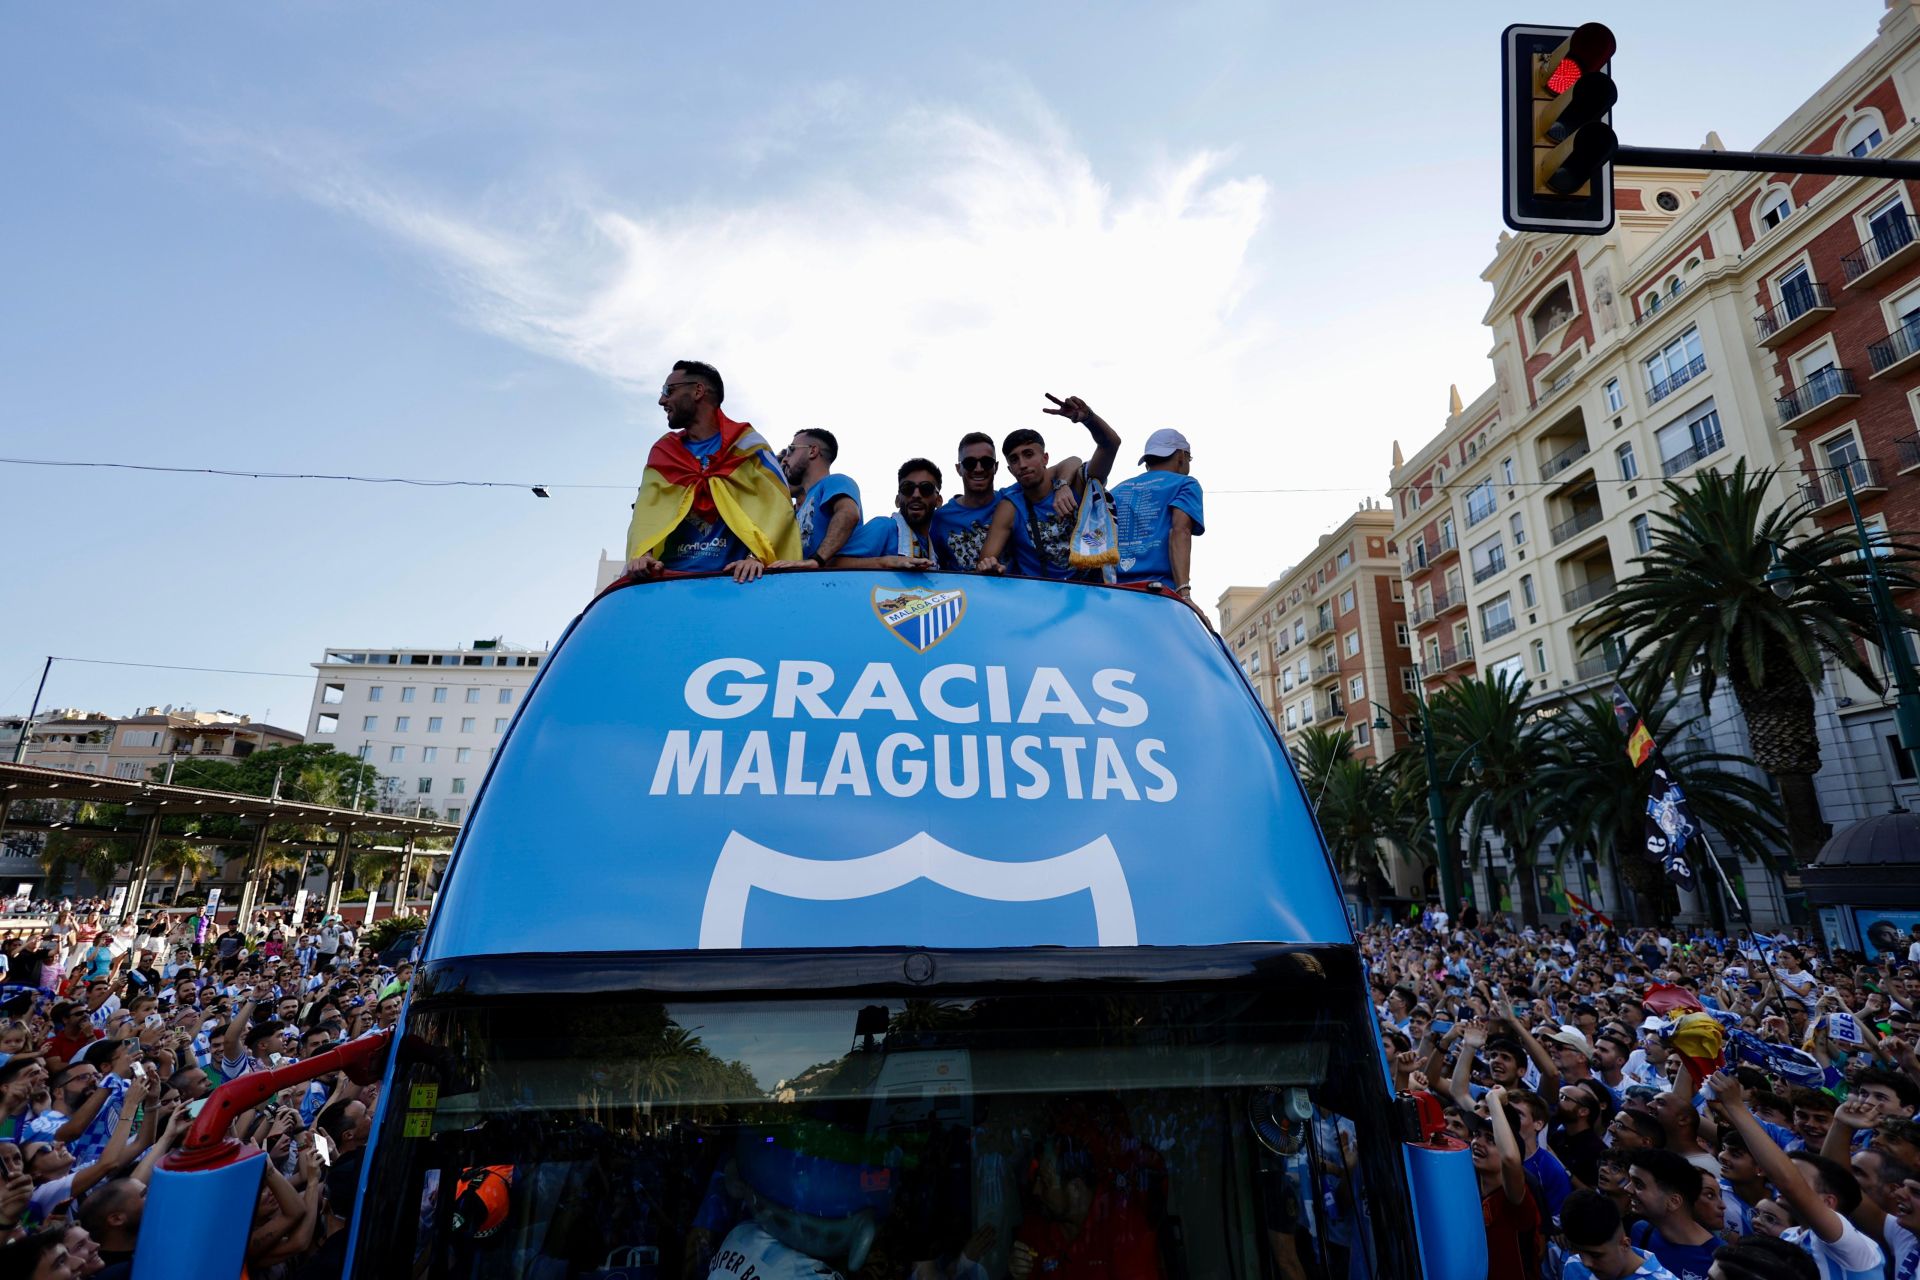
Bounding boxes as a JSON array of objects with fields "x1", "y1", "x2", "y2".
[{"x1": 186, "y1": 89, "x2": 1386, "y2": 608}]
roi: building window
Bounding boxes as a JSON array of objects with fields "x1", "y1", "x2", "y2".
[
  {"x1": 461, "y1": 718, "x2": 476, "y2": 733},
  {"x1": 418, "y1": 777, "x2": 433, "y2": 794},
  {"x1": 498, "y1": 688, "x2": 513, "y2": 705},
  {"x1": 1285, "y1": 706, "x2": 1298, "y2": 731},
  {"x1": 1490, "y1": 655, "x2": 1526, "y2": 683},
  {"x1": 1464, "y1": 480, "x2": 1496, "y2": 527},
  {"x1": 1282, "y1": 669, "x2": 1295, "y2": 692},
  {"x1": 1343, "y1": 632, "x2": 1361, "y2": 658},
  {"x1": 1631, "y1": 514, "x2": 1652, "y2": 554},
  {"x1": 1336, "y1": 548, "x2": 1353, "y2": 571},
  {"x1": 318, "y1": 714, "x2": 339, "y2": 734},
  {"x1": 1845, "y1": 115, "x2": 1885, "y2": 158},
  {"x1": 446, "y1": 806, "x2": 462, "y2": 822},
  {"x1": 1500, "y1": 456, "x2": 1515, "y2": 486},
  {"x1": 1531, "y1": 639, "x2": 1548, "y2": 673},
  {"x1": 465, "y1": 688, "x2": 481, "y2": 704},
  {"x1": 401, "y1": 687, "x2": 416, "y2": 703},
  {"x1": 1616, "y1": 442, "x2": 1639, "y2": 481},
  {"x1": 422, "y1": 746, "x2": 438, "y2": 763},
  {"x1": 1293, "y1": 621, "x2": 1306, "y2": 644},
  {"x1": 456, "y1": 747, "x2": 472, "y2": 763},
  {"x1": 493, "y1": 717, "x2": 509, "y2": 733},
  {"x1": 451, "y1": 777, "x2": 467, "y2": 794},
  {"x1": 1520, "y1": 574, "x2": 1536, "y2": 608},
  {"x1": 1657, "y1": 401, "x2": 1726, "y2": 475},
  {"x1": 1509, "y1": 512, "x2": 1526, "y2": 547},
  {"x1": 1481, "y1": 595, "x2": 1514, "y2": 637},
  {"x1": 1760, "y1": 191, "x2": 1793, "y2": 231},
  {"x1": 432, "y1": 687, "x2": 448, "y2": 704},
  {"x1": 1470, "y1": 534, "x2": 1506, "y2": 583},
  {"x1": 427, "y1": 716, "x2": 443, "y2": 732},
  {"x1": 322, "y1": 683, "x2": 345, "y2": 705},
  {"x1": 357, "y1": 743, "x2": 371, "y2": 761},
  {"x1": 1354, "y1": 720, "x2": 1371, "y2": 747},
  {"x1": 1340, "y1": 587, "x2": 1357, "y2": 614},
  {"x1": 1861, "y1": 514, "x2": 1893, "y2": 558},
  {"x1": 395, "y1": 716, "x2": 411, "y2": 733},
  {"x1": 362, "y1": 716, "x2": 378, "y2": 732},
  {"x1": 367, "y1": 686, "x2": 383, "y2": 703},
  {"x1": 1400, "y1": 668, "x2": 1417, "y2": 693},
  {"x1": 390, "y1": 746, "x2": 405, "y2": 763},
  {"x1": 1655, "y1": 190, "x2": 1682, "y2": 212},
  {"x1": 1604, "y1": 378, "x2": 1623, "y2": 412},
  {"x1": 1389, "y1": 578, "x2": 1403, "y2": 600},
  {"x1": 1395, "y1": 622, "x2": 1410, "y2": 647},
  {"x1": 1644, "y1": 327, "x2": 1705, "y2": 401},
  {"x1": 1348, "y1": 674, "x2": 1365, "y2": 702}
]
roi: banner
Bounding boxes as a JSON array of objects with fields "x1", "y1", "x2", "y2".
[
  {"x1": 363, "y1": 890, "x2": 379, "y2": 926},
  {"x1": 1644, "y1": 765, "x2": 1698, "y2": 890},
  {"x1": 291, "y1": 889, "x2": 309, "y2": 930}
]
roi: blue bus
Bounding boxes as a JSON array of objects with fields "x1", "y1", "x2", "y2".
[{"x1": 139, "y1": 572, "x2": 1481, "y2": 1279}]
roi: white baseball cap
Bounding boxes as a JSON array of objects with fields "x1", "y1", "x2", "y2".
[{"x1": 1139, "y1": 428, "x2": 1193, "y2": 462}]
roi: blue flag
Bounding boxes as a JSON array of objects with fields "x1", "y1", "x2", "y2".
[
  {"x1": 1725, "y1": 1028, "x2": 1825, "y2": 1089},
  {"x1": 1644, "y1": 763, "x2": 1697, "y2": 890}
]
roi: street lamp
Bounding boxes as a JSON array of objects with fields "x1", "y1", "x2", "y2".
[{"x1": 1370, "y1": 684, "x2": 1477, "y2": 919}]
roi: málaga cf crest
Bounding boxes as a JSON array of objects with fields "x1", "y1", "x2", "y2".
[{"x1": 872, "y1": 586, "x2": 966, "y2": 653}]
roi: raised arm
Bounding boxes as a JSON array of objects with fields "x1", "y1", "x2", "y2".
[
  {"x1": 1710, "y1": 1072, "x2": 1847, "y2": 1244},
  {"x1": 1447, "y1": 1020, "x2": 1485, "y2": 1109},
  {"x1": 1496, "y1": 1008, "x2": 1562, "y2": 1098},
  {"x1": 1485, "y1": 1085, "x2": 1527, "y2": 1205},
  {"x1": 1042, "y1": 396, "x2": 1121, "y2": 486}
]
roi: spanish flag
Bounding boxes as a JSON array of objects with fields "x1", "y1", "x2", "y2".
[
  {"x1": 625, "y1": 411, "x2": 802, "y2": 566},
  {"x1": 1610, "y1": 683, "x2": 1657, "y2": 767}
]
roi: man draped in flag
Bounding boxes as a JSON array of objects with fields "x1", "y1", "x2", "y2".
[
  {"x1": 624, "y1": 361, "x2": 802, "y2": 584},
  {"x1": 1610, "y1": 684, "x2": 1698, "y2": 891}
]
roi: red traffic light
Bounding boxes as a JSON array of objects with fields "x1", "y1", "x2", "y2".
[{"x1": 1542, "y1": 22, "x2": 1616, "y2": 96}]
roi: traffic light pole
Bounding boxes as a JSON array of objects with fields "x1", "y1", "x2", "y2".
[{"x1": 1614, "y1": 145, "x2": 1920, "y2": 182}]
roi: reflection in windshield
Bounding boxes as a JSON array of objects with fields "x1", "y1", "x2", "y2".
[{"x1": 354, "y1": 975, "x2": 1411, "y2": 1279}]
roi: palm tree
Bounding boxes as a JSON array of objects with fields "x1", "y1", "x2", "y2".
[
  {"x1": 1427, "y1": 669, "x2": 1554, "y2": 925},
  {"x1": 1581, "y1": 460, "x2": 1920, "y2": 861},
  {"x1": 153, "y1": 838, "x2": 218, "y2": 901},
  {"x1": 1290, "y1": 725, "x2": 1353, "y2": 808},
  {"x1": 1538, "y1": 691, "x2": 1787, "y2": 925},
  {"x1": 1293, "y1": 726, "x2": 1427, "y2": 908}
]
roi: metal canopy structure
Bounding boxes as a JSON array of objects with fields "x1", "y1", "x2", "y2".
[{"x1": 0, "y1": 762, "x2": 456, "y2": 925}]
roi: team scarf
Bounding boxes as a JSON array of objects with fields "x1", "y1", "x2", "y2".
[
  {"x1": 1724, "y1": 1027, "x2": 1825, "y2": 1089},
  {"x1": 1068, "y1": 479, "x2": 1119, "y2": 584},
  {"x1": 886, "y1": 512, "x2": 933, "y2": 559},
  {"x1": 624, "y1": 411, "x2": 802, "y2": 565}
]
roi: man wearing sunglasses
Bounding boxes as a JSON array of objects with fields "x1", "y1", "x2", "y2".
[
  {"x1": 624, "y1": 360, "x2": 801, "y2": 584},
  {"x1": 832, "y1": 459, "x2": 942, "y2": 571},
  {"x1": 931, "y1": 433, "x2": 1010, "y2": 571}
]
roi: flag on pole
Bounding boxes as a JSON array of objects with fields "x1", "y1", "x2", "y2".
[
  {"x1": 1645, "y1": 764, "x2": 1698, "y2": 890},
  {"x1": 1610, "y1": 683, "x2": 1656, "y2": 766}
]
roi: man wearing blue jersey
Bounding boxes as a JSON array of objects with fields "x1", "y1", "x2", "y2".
[
  {"x1": 832, "y1": 459, "x2": 941, "y2": 570},
  {"x1": 976, "y1": 394, "x2": 1121, "y2": 579},
  {"x1": 1109, "y1": 429, "x2": 1204, "y2": 596},
  {"x1": 778, "y1": 429, "x2": 862, "y2": 568},
  {"x1": 930, "y1": 433, "x2": 1007, "y2": 571}
]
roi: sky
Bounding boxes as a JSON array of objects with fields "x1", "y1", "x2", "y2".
[{"x1": 0, "y1": 2, "x2": 1885, "y2": 726}]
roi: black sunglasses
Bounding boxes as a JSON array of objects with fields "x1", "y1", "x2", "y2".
[
  {"x1": 957, "y1": 457, "x2": 997, "y2": 473},
  {"x1": 898, "y1": 480, "x2": 940, "y2": 497}
]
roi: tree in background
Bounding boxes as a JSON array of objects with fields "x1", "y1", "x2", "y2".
[
  {"x1": 1583, "y1": 460, "x2": 1920, "y2": 861},
  {"x1": 1427, "y1": 670, "x2": 1553, "y2": 925}
]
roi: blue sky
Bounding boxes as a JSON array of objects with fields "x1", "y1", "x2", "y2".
[{"x1": 0, "y1": 2, "x2": 1881, "y2": 724}]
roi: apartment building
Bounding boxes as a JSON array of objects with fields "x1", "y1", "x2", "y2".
[
  {"x1": 305, "y1": 640, "x2": 549, "y2": 823},
  {"x1": 0, "y1": 708, "x2": 302, "y2": 778},
  {"x1": 1385, "y1": 0, "x2": 1920, "y2": 847},
  {"x1": 1215, "y1": 503, "x2": 1416, "y2": 764}
]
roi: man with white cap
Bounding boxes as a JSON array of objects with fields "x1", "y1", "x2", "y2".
[
  {"x1": 1544, "y1": 1024, "x2": 1600, "y2": 1092},
  {"x1": 1108, "y1": 428, "x2": 1204, "y2": 596}
]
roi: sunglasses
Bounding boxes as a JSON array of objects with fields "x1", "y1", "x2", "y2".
[
  {"x1": 659, "y1": 380, "x2": 702, "y2": 397},
  {"x1": 898, "y1": 480, "x2": 940, "y2": 497},
  {"x1": 957, "y1": 457, "x2": 997, "y2": 473}
]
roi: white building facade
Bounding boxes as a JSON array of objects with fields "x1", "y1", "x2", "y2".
[{"x1": 305, "y1": 640, "x2": 550, "y2": 824}]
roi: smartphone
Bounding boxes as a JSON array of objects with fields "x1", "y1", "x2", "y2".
[{"x1": 186, "y1": 1098, "x2": 208, "y2": 1118}]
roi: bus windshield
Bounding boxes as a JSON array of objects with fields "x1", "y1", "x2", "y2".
[{"x1": 353, "y1": 948, "x2": 1418, "y2": 1279}]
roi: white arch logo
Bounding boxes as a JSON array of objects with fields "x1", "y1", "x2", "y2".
[{"x1": 697, "y1": 830, "x2": 1138, "y2": 948}]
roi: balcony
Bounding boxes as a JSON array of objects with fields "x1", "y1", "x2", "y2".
[
  {"x1": 1754, "y1": 282, "x2": 1835, "y2": 349},
  {"x1": 1311, "y1": 660, "x2": 1339, "y2": 682},
  {"x1": 1435, "y1": 587, "x2": 1468, "y2": 616},
  {"x1": 1309, "y1": 616, "x2": 1336, "y2": 639},
  {"x1": 1896, "y1": 434, "x2": 1920, "y2": 474},
  {"x1": 1410, "y1": 587, "x2": 1459, "y2": 626},
  {"x1": 1776, "y1": 367, "x2": 1860, "y2": 431},
  {"x1": 1800, "y1": 458, "x2": 1886, "y2": 511},
  {"x1": 1318, "y1": 694, "x2": 1346, "y2": 720},
  {"x1": 1647, "y1": 354, "x2": 1708, "y2": 405},
  {"x1": 1562, "y1": 576, "x2": 1619, "y2": 612},
  {"x1": 1433, "y1": 644, "x2": 1475, "y2": 673},
  {"x1": 1869, "y1": 319, "x2": 1920, "y2": 380},
  {"x1": 1660, "y1": 430, "x2": 1727, "y2": 477},
  {"x1": 1549, "y1": 504, "x2": 1605, "y2": 546},
  {"x1": 1481, "y1": 616, "x2": 1518, "y2": 643},
  {"x1": 1539, "y1": 439, "x2": 1592, "y2": 482},
  {"x1": 1841, "y1": 213, "x2": 1920, "y2": 289},
  {"x1": 1472, "y1": 555, "x2": 1508, "y2": 585},
  {"x1": 1574, "y1": 654, "x2": 1617, "y2": 682}
]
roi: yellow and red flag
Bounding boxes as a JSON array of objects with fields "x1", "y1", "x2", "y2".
[
  {"x1": 625, "y1": 411, "x2": 801, "y2": 566},
  {"x1": 1611, "y1": 683, "x2": 1656, "y2": 767}
]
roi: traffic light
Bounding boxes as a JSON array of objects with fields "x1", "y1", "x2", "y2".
[{"x1": 1502, "y1": 22, "x2": 1618, "y2": 234}]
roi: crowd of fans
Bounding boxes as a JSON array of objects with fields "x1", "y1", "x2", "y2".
[
  {"x1": 1363, "y1": 905, "x2": 1920, "y2": 1280},
  {"x1": 0, "y1": 901, "x2": 416, "y2": 1279}
]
